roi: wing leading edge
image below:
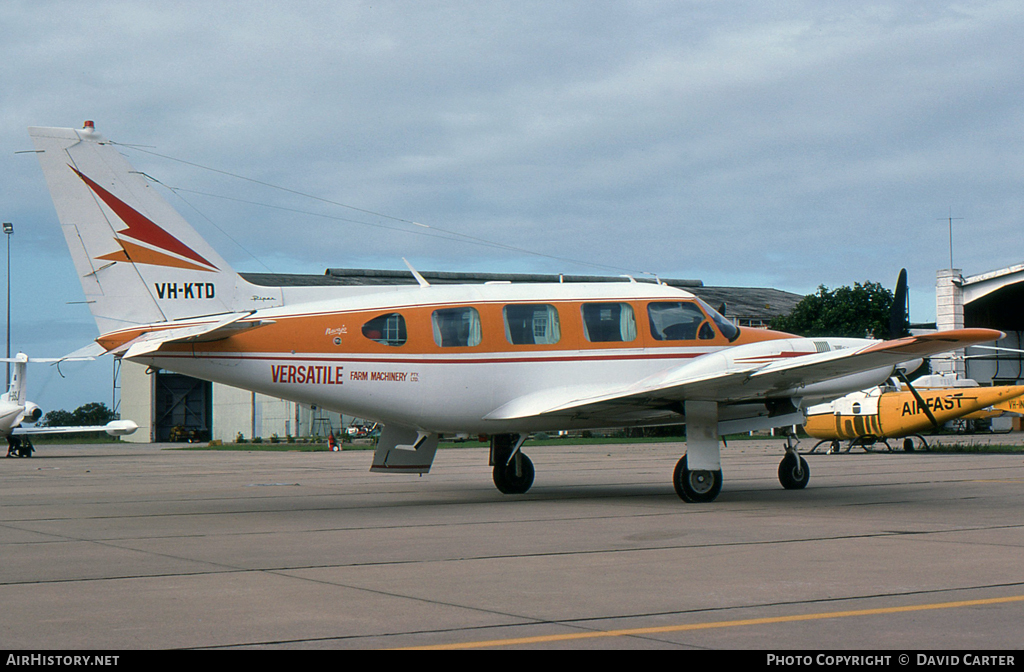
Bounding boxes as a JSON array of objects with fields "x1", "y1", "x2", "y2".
[{"x1": 484, "y1": 329, "x2": 1003, "y2": 423}]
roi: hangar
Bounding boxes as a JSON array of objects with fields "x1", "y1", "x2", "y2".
[
  {"x1": 117, "y1": 269, "x2": 802, "y2": 443},
  {"x1": 934, "y1": 264, "x2": 1024, "y2": 385}
]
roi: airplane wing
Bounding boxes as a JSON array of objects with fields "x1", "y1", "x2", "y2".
[
  {"x1": 14, "y1": 420, "x2": 139, "y2": 436},
  {"x1": 485, "y1": 329, "x2": 1003, "y2": 422}
]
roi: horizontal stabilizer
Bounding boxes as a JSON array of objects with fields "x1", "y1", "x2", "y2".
[
  {"x1": 0, "y1": 353, "x2": 94, "y2": 364},
  {"x1": 56, "y1": 342, "x2": 109, "y2": 361},
  {"x1": 118, "y1": 312, "x2": 273, "y2": 359}
]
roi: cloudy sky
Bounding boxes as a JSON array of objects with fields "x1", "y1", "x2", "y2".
[{"x1": 2, "y1": 0, "x2": 1023, "y2": 414}]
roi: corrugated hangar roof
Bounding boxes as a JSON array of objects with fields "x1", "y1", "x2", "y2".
[{"x1": 240, "y1": 268, "x2": 802, "y2": 325}]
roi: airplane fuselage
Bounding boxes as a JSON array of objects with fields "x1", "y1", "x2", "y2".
[
  {"x1": 97, "y1": 281, "x2": 892, "y2": 434},
  {"x1": 0, "y1": 402, "x2": 23, "y2": 437}
]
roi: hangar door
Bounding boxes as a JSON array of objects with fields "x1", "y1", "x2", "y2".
[{"x1": 154, "y1": 372, "x2": 212, "y2": 442}]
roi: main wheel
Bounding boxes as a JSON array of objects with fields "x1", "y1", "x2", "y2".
[
  {"x1": 778, "y1": 453, "x2": 810, "y2": 490},
  {"x1": 902, "y1": 435, "x2": 929, "y2": 452},
  {"x1": 673, "y1": 455, "x2": 722, "y2": 503},
  {"x1": 493, "y1": 453, "x2": 535, "y2": 494}
]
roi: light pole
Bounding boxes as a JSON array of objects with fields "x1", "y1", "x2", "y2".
[{"x1": 3, "y1": 222, "x2": 11, "y2": 386}]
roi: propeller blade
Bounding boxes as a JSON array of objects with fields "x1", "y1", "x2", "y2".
[
  {"x1": 889, "y1": 268, "x2": 909, "y2": 339},
  {"x1": 897, "y1": 371, "x2": 940, "y2": 428}
]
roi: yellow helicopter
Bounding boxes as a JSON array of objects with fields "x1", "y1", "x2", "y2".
[
  {"x1": 803, "y1": 374, "x2": 1024, "y2": 453},
  {"x1": 799, "y1": 269, "x2": 1023, "y2": 453}
]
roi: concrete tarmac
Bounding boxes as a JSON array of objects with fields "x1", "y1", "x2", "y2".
[{"x1": 2, "y1": 436, "x2": 1023, "y2": 650}]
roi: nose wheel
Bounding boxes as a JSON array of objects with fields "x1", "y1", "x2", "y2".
[
  {"x1": 779, "y1": 452, "x2": 810, "y2": 489},
  {"x1": 490, "y1": 433, "x2": 535, "y2": 494},
  {"x1": 493, "y1": 452, "x2": 535, "y2": 494}
]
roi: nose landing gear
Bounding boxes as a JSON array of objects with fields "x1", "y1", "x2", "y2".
[{"x1": 779, "y1": 434, "x2": 809, "y2": 490}]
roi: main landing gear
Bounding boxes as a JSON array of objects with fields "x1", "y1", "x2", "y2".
[
  {"x1": 6, "y1": 435, "x2": 34, "y2": 458},
  {"x1": 673, "y1": 455, "x2": 722, "y2": 503},
  {"x1": 671, "y1": 432, "x2": 810, "y2": 503},
  {"x1": 490, "y1": 433, "x2": 535, "y2": 495},
  {"x1": 488, "y1": 429, "x2": 810, "y2": 502}
]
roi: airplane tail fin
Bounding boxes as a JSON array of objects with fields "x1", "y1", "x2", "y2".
[
  {"x1": 28, "y1": 123, "x2": 282, "y2": 336},
  {"x1": 0, "y1": 354, "x2": 29, "y2": 406}
]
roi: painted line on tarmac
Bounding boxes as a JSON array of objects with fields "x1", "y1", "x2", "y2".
[{"x1": 400, "y1": 594, "x2": 1024, "y2": 650}]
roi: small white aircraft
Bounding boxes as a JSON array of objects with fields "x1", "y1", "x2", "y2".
[
  {"x1": 27, "y1": 122, "x2": 1001, "y2": 499},
  {"x1": 2, "y1": 353, "x2": 138, "y2": 456}
]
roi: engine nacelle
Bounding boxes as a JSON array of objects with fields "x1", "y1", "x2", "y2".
[{"x1": 22, "y1": 402, "x2": 42, "y2": 424}]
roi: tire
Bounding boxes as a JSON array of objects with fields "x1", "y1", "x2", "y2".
[
  {"x1": 493, "y1": 453, "x2": 535, "y2": 494},
  {"x1": 903, "y1": 435, "x2": 929, "y2": 452},
  {"x1": 779, "y1": 453, "x2": 810, "y2": 490},
  {"x1": 673, "y1": 455, "x2": 722, "y2": 503}
]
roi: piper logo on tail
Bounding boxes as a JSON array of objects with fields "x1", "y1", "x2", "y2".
[{"x1": 71, "y1": 166, "x2": 219, "y2": 272}]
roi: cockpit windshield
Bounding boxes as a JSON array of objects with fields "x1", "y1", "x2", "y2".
[{"x1": 694, "y1": 298, "x2": 741, "y2": 342}]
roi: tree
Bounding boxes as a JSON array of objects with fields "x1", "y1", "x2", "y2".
[
  {"x1": 770, "y1": 281, "x2": 905, "y2": 339},
  {"x1": 41, "y1": 409, "x2": 75, "y2": 427},
  {"x1": 71, "y1": 402, "x2": 116, "y2": 426},
  {"x1": 43, "y1": 402, "x2": 116, "y2": 427}
]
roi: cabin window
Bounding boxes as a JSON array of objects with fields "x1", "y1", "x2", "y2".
[
  {"x1": 581, "y1": 303, "x2": 637, "y2": 343},
  {"x1": 361, "y1": 313, "x2": 407, "y2": 346},
  {"x1": 432, "y1": 307, "x2": 482, "y2": 347},
  {"x1": 504, "y1": 304, "x2": 561, "y2": 345},
  {"x1": 647, "y1": 302, "x2": 713, "y2": 341}
]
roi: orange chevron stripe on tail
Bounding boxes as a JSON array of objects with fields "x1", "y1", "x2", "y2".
[{"x1": 70, "y1": 165, "x2": 218, "y2": 271}]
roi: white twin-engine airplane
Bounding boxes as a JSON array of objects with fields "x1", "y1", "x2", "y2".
[
  {"x1": 28, "y1": 122, "x2": 1001, "y2": 500},
  {"x1": 2, "y1": 353, "x2": 138, "y2": 456}
]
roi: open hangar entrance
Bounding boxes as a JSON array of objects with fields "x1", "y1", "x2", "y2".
[
  {"x1": 153, "y1": 372, "x2": 212, "y2": 442},
  {"x1": 967, "y1": 283, "x2": 1024, "y2": 384},
  {"x1": 961, "y1": 265, "x2": 1024, "y2": 386},
  {"x1": 935, "y1": 264, "x2": 1024, "y2": 429}
]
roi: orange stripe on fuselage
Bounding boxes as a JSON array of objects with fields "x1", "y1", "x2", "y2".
[{"x1": 95, "y1": 298, "x2": 793, "y2": 359}]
